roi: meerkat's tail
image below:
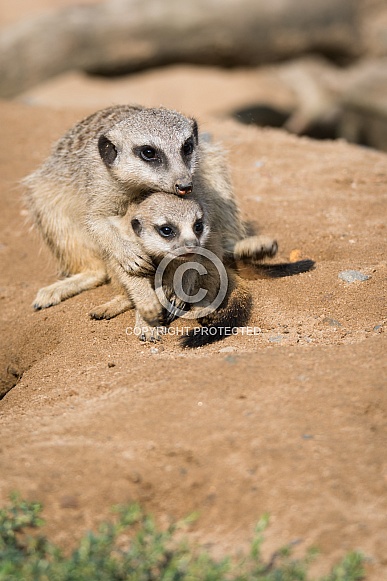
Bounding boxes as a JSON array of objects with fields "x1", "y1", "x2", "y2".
[{"x1": 180, "y1": 280, "x2": 252, "y2": 349}]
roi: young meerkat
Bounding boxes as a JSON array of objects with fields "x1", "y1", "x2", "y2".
[
  {"x1": 23, "y1": 104, "x2": 277, "y2": 311},
  {"x1": 98, "y1": 191, "x2": 252, "y2": 346}
]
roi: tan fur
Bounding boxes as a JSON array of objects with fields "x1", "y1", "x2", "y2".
[{"x1": 24, "y1": 104, "x2": 276, "y2": 311}]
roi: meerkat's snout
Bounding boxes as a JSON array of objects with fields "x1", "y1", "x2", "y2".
[
  {"x1": 175, "y1": 181, "x2": 193, "y2": 195},
  {"x1": 179, "y1": 221, "x2": 205, "y2": 256},
  {"x1": 180, "y1": 239, "x2": 200, "y2": 255},
  {"x1": 185, "y1": 239, "x2": 199, "y2": 248}
]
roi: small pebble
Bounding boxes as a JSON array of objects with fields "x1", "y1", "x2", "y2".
[
  {"x1": 338, "y1": 270, "x2": 370, "y2": 283},
  {"x1": 322, "y1": 317, "x2": 342, "y2": 327},
  {"x1": 268, "y1": 334, "x2": 284, "y2": 343},
  {"x1": 219, "y1": 346, "x2": 236, "y2": 353},
  {"x1": 289, "y1": 249, "x2": 302, "y2": 263},
  {"x1": 129, "y1": 471, "x2": 142, "y2": 484},
  {"x1": 107, "y1": 362, "x2": 116, "y2": 368},
  {"x1": 254, "y1": 160, "x2": 265, "y2": 168},
  {"x1": 60, "y1": 495, "x2": 79, "y2": 509},
  {"x1": 150, "y1": 345, "x2": 165, "y2": 354}
]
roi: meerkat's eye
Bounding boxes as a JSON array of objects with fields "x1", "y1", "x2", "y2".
[
  {"x1": 182, "y1": 138, "x2": 194, "y2": 157},
  {"x1": 138, "y1": 146, "x2": 159, "y2": 162},
  {"x1": 158, "y1": 225, "x2": 175, "y2": 238},
  {"x1": 194, "y1": 220, "x2": 204, "y2": 235}
]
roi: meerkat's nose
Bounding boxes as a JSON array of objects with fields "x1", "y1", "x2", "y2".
[
  {"x1": 175, "y1": 181, "x2": 193, "y2": 195},
  {"x1": 184, "y1": 239, "x2": 198, "y2": 249}
]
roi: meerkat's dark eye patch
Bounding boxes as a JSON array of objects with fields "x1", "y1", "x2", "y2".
[
  {"x1": 135, "y1": 146, "x2": 161, "y2": 163},
  {"x1": 131, "y1": 218, "x2": 142, "y2": 236},
  {"x1": 182, "y1": 137, "x2": 194, "y2": 157},
  {"x1": 98, "y1": 135, "x2": 118, "y2": 166},
  {"x1": 194, "y1": 220, "x2": 204, "y2": 235},
  {"x1": 157, "y1": 225, "x2": 175, "y2": 238}
]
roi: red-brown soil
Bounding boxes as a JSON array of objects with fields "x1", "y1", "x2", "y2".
[{"x1": 0, "y1": 4, "x2": 386, "y2": 578}]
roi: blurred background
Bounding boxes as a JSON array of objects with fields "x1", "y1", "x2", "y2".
[{"x1": 1, "y1": 0, "x2": 387, "y2": 150}]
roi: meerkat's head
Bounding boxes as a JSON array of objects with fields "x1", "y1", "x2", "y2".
[
  {"x1": 130, "y1": 192, "x2": 210, "y2": 261},
  {"x1": 97, "y1": 107, "x2": 199, "y2": 196}
]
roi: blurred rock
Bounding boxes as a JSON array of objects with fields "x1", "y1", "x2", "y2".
[{"x1": 0, "y1": 0, "x2": 359, "y2": 97}]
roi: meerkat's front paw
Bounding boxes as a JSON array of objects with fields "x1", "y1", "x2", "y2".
[
  {"x1": 33, "y1": 271, "x2": 108, "y2": 310},
  {"x1": 135, "y1": 310, "x2": 166, "y2": 343},
  {"x1": 137, "y1": 301, "x2": 164, "y2": 328},
  {"x1": 33, "y1": 283, "x2": 65, "y2": 309},
  {"x1": 139, "y1": 325, "x2": 166, "y2": 343},
  {"x1": 234, "y1": 235, "x2": 278, "y2": 261},
  {"x1": 120, "y1": 246, "x2": 155, "y2": 276}
]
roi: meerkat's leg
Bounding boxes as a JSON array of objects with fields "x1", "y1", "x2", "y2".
[
  {"x1": 33, "y1": 269, "x2": 108, "y2": 310},
  {"x1": 90, "y1": 294, "x2": 134, "y2": 320},
  {"x1": 113, "y1": 272, "x2": 163, "y2": 328},
  {"x1": 25, "y1": 178, "x2": 110, "y2": 309},
  {"x1": 124, "y1": 277, "x2": 167, "y2": 342},
  {"x1": 98, "y1": 260, "x2": 165, "y2": 340},
  {"x1": 234, "y1": 235, "x2": 278, "y2": 261}
]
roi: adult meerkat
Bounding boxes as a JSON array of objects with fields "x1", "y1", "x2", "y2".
[
  {"x1": 24, "y1": 104, "x2": 277, "y2": 311},
  {"x1": 102, "y1": 191, "x2": 252, "y2": 346}
]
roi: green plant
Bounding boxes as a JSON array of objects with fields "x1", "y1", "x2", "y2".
[{"x1": 0, "y1": 494, "x2": 365, "y2": 581}]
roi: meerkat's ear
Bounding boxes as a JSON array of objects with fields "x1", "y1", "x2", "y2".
[
  {"x1": 98, "y1": 134, "x2": 118, "y2": 166},
  {"x1": 191, "y1": 119, "x2": 199, "y2": 145},
  {"x1": 131, "y1": 218, "x2": 142, "y2": 237}
]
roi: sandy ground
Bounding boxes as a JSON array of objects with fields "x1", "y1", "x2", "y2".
[{"x1": 0, "y1": 4, "x2": 387, "y2": 579}]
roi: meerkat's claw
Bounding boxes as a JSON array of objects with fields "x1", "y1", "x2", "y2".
[
  {"x1": 129, "y1": 255, "x2": 155, "y2": 276},
  {"x1": 164, "y1": 296, "x2": 188, "y2": 324},
  {"x1": 139, "y1": 326, "x2": 164, "y2": 343}
]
